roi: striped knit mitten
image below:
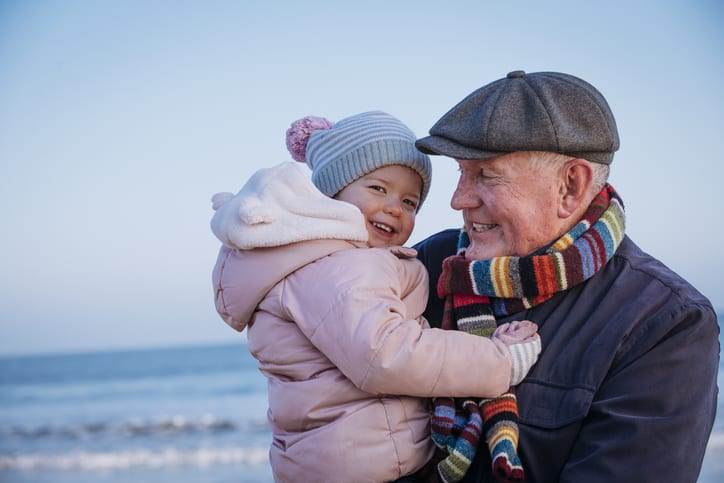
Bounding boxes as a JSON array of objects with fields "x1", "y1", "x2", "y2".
[
  {"x1": 507, "y1": 334, "x2": 542, "y2": 386},
  {"x1": 481, "y1": 393, "x2": 524, "y2": 482}
]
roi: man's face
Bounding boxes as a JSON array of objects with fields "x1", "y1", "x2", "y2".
[{"x1": 451, "y1": 152, "x2": 564, "y2": 260}]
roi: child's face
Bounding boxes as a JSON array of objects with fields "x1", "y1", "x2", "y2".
[{"x1": 334, "y1": 165, "x2": 422, "y2": 248}]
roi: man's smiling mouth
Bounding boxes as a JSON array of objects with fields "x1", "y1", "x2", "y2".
[{"x1": 471, "y1": 222, "x2": 497, "y2": 233}]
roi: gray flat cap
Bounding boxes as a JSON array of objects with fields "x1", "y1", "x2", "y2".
[{"x1": 416, "y1": 70, "x2": 620, "y2": 164}]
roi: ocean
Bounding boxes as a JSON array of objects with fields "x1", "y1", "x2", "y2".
[
  {"x1": 1, "y1": 334, "x2": 722, "y2": 483},
  {"x1": 0, "y1": 343, "x2": 271, "y2": 483}
]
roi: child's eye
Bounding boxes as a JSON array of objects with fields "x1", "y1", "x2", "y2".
[
  {"x1": 369, "y1": 185, "x2": 385, "y2": 193},
  {"x1": 403, "y1": 198, "x2": 418, "y2": 209}
]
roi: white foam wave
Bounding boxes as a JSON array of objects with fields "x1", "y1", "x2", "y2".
[
  {"x1": 1, "y1": 414, "x2": 269, "y2": 441},
  {"x1": 0, "y1": 446, "x2": 269, "y2": 471}
]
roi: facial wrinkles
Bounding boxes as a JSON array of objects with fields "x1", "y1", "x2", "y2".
[
  {"x1": 507, "y1": 162, "x2": 561, "y2": 255},
  {"x1": 459, "y1": 153, "x2": 556, "y2": 259},
  {"x1": 476, "y1": 170, "x2": 516, "y2": 250},
  {"x1": 466, "y1": 160, "x2": 517, "y2": 217}
]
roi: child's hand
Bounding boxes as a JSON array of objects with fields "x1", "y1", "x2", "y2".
[
  {"x1": 386, "y1": 246, "x2": 417, "y2": 259},
  {"x1": 493, "y1": 320, "x2": 538, "y2": 345}
]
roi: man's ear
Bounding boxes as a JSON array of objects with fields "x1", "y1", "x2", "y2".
[{"x1": 558, "y1": 158, "x2": 593, "y2": 218}]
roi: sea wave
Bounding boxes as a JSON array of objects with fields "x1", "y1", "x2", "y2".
[
  {"x1": 0, "y1": 446, "x2": 269, "y2": 471},
  {"x1": 0, "y1": 414, "x2": 269, "y2": 441}
]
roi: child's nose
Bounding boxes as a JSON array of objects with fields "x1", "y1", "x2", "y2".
[{"x1": 384, "y1": 197, "x2": 402, "y2": 216}]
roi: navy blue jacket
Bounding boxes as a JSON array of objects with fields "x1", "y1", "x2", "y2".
[{"x1": 415, "y1": 229, "x2": 719, "y2": 483}]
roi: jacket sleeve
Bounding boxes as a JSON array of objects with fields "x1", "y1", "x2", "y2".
[
  {"x1": 559, "y1": 303, "x2": 719, "y2": 482},
  {"x1": 281, "y1": 248, "x2": 513, "y2": 398}
]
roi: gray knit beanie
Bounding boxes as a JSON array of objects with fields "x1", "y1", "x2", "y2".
[{"x1": 285, "y1": 111, "x2": 432, "y2": 208}]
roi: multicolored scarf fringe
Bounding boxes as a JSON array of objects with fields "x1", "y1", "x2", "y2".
[{"x1": 431, "y1": 184, "x2": 625, "y2": 482}]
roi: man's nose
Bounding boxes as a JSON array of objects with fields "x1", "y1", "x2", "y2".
[{"x1": 451, "y1": 176, "x2": 479, "y2": 210}]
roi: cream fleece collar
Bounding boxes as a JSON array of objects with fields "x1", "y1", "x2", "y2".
[{"x1": 211, "y1": 162, "x2": 369, "y2": 250}]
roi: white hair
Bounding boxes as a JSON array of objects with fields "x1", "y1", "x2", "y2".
[{"x1": 526, "y1": 151, "x2": 609, "y2": 192}]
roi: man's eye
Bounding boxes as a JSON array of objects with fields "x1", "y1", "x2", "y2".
[{"x1": 478, "y1": 170, "x2": 500, "y2": 182}]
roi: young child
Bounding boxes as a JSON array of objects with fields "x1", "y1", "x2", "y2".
[{"x1": 210, "y1": 111, "x2": 541, "y2": 482}]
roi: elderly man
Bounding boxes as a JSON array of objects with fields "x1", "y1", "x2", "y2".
[{"x1": 414, "y1": 70, "x2": 719, "y2": 483}]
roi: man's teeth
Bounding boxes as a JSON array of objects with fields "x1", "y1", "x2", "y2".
[
  {"x1": 471, "y1": 223, "x2": 496, "y2": 233},
  {"x1": 372, "y1": 222, "x2": 393, "y2": 233}
]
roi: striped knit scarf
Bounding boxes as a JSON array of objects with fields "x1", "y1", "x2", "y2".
[{"x1": 431, "y1": 184, "x2": 625, "y2": 482}]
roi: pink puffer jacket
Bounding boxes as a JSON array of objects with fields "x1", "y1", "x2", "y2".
[{"x1": 212, "y1": 240, "x2": 513, "y2": 482}]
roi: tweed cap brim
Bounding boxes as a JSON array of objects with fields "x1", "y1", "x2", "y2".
[
  {"x1": 416, "y1": 134, "x2": 507, "y2": 161},
  {"x1": 416, "y1": 134, "x2": 615, "y2": 164}
]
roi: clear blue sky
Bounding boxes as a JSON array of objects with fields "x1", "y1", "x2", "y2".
[{"x1": 1, "y1": 0, "x2": 722, "y2": 356}]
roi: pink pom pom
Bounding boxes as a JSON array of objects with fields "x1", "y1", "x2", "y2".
[{"x1": 285, "y1": 116, "x2": 334, "y2": 163}]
